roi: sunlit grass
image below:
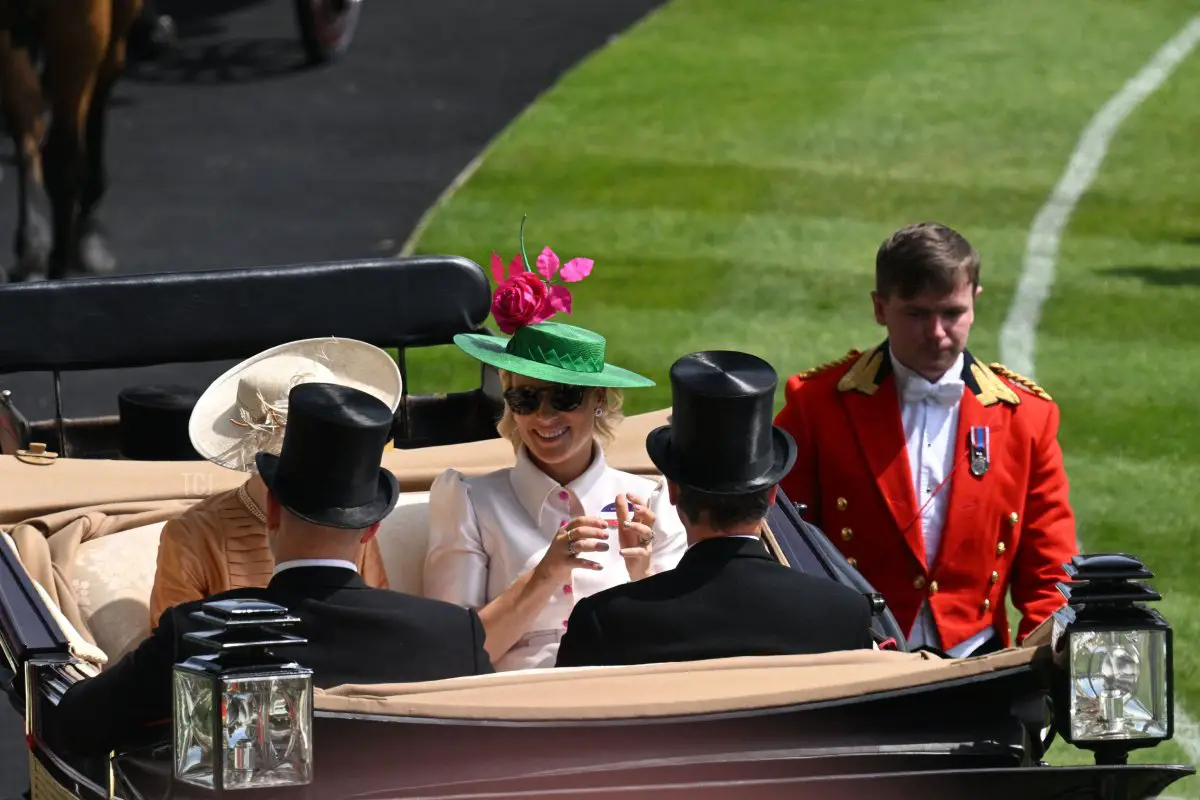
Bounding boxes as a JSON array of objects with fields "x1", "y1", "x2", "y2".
[{"x1": 405, "y1": 1, "x2": 1200, "y2": 793}]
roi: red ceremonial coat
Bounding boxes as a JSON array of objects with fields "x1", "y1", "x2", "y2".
[{"x1": 773, "y1": 341, "x2": 1078, "y2": 650}]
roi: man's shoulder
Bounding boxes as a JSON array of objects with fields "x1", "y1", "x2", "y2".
[
  {"x1": 984, "y1": 362, "x2": 1056, "y2": 406},
  {"x1": 384, "y1": 589, "x2": 478, "y2": 618},
  {"x1": 153, "y1": 586, "x2": 251, "y2": 636},
  {"x1": 781, "y1": 567, "x2": 870, "y2": 606},
  {"x1": 782, "y1": 348, "x2": 865, "y2": 391},
  {"x1": 574, "y1": 570, "x2": 675, "y2": 614},
  {"x1": 335, "y1": 585, "x2": 482, "y2": 627},
  {"x1": 172, "y1": 584, "x2": 479, "y2": 631}
]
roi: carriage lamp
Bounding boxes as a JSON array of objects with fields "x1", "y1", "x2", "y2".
[
  {"x1": 1051, "y1": 553, "x2": 1173, "y2": 765},
  {"x1": 172, "y1": 599, "x2": 314, "y2": 794}
]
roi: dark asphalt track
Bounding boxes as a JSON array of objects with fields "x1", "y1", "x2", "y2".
[{"x1": 0, "y1": 1, "x2": 664, "y2": 795}]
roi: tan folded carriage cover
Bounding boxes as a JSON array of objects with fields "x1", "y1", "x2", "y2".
[
  {"x1": 0, "y1": 409, "x2": 671, "y2": 525},
  {"x1": 312, "y1": 646, "x2": 1049, "y2": 720}
]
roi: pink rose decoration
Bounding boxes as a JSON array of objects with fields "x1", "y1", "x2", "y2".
[
  {"x1": 488, "y1": 218, "x2": 597, "y2": 333},
  {"x1": 491, "y1": 272, "x2": 554, "y2": 334}
]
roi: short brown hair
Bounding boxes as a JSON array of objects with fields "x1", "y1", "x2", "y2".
[
  {"x1": 676, "y1": 485, "x2": 773, "y2": 530},
  {"x1": 875, "y1": 222, "x2": 980, "y2": 299}
]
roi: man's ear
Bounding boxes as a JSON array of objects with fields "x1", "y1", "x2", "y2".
[
  {"x1": 361, "y1": 522, "x2": 381, "y2": 543},
  {"x1": 265, "y1": 491, "x2": 281, "y2": 529},
  {"x1": 870, "y1": 291, "x2": 887, "y2": 326},
  {"x1": 975, "y1": 283, "x2": 983, "y2": 299},
  {"x1": 767, "y1": 485, "x2": 779, "y2": 506},
  {"x1": 666, "y1": 479, "x2": 680, "y2": 506}
]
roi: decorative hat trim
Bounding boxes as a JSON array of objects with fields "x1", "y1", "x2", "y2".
[{"x1": 488, "y1": 216, "x2": 595, "y2": 335}]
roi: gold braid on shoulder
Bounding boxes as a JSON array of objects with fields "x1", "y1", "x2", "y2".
[
  {"x1": 794, "y1": 349, "x2": 861, "y2": 380},
  {"x1": 988, "y1": 362, "x2": 1053, "y2": 401}
]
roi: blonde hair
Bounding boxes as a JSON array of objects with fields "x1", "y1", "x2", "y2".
[{"x1": 496, "y1": 370, "x2": 625, "y2": 452}]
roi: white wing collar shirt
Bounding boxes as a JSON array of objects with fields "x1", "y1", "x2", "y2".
[
  {"x1": 423, "y1": 444, "x2": 688, "y2": 672},
  {"x1": 891, "y1": 350, "x2": 994, "y2": 658}
]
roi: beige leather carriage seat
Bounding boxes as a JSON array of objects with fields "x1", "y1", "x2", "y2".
[
  {"x1": 71, "y1": 492, "x2": 436, "y2": 663},
  {"x1": 13, "y1": 409, "x2": 673, "y2": 664}
]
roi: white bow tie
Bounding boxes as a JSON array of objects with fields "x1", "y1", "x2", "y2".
[{"x1": 902, "y1": 379, "x2": 963, "y2": 407}]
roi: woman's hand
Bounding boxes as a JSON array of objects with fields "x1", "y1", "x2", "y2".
[
  {"x1": 533, "y1": 516, "x2": 610, "y2": 583},
  {"x1": 616, "y1": 493, "x2": 656, "y2": 580}
]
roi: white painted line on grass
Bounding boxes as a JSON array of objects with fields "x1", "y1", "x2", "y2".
[
  {"x1": 999, "y1": 14, "x2": 1200, "y2": 378},
  {"x1": 1000, "y1": 12, "x2": 1200, "y2": 775}
]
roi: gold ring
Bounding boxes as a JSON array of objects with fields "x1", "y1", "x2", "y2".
[{"x1": 639, "y1": 533, "x2": 654, "y2": 547}]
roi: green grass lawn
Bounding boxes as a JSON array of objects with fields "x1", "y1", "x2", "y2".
[{"x1": 404, "y1": 0, "x2": 1200, "y2": 792}]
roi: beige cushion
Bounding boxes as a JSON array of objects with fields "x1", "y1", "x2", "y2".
[
  {"x1": 65, "y1": 493, "x2": 433, "y2": 663},
  {"x1": 72, "y1": 521, "x2": 165, "y2": 662},
  {"x1": 374, "y1": 492, "x2": 432, "y2": 596},
  {"x1": 1, "y1": 529, "x2": 107, "y2": 674}
]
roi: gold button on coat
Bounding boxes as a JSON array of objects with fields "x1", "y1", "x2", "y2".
[
  {"x1": 1008, "y1": 512, "x2": 1019, "y2": 525},
  {"x1": 841, "y1": 527, "x2": 853, "y2": 542},
  {"x1": 982, "y1": 599, "x2": 991, "y2": 612},
  {"x1": 996, "y1": 542, "x2": 1006, "y2": 556},
  {"x1": 913, "y1": 575, "x2": 926, "y2": 590},
  {"x1": 837, "y1": 497, "x2": 848, "y2": 511},
  {"x1": 929, "y1": 581, "x2": 939, "y2": 595},
  {"x1": 847, "y1": 557, "x2": 858, "y2": 569},
  {"x1": 990, "y1": 570, "x2": 999, "y2": 584}
]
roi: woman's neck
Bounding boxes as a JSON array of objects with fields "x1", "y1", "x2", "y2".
[
  {"x1": 244, "y1": 472, "x2": 269, "y2": 512},
  {"x1": 529, "y1": 442, "x2": 596, "y2": 487}
]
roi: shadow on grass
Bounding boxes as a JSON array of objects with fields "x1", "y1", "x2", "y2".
[{"x1": 1102, "y1": 266, "x2": 1200, "y2": 287}]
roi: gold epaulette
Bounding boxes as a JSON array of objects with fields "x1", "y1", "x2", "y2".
[
  {"x1": 989, "y1": 362, "x2": 1053, "y2": 401},
  {"x1": 794, "y1": 349, "x2": 861, "y2": 380}
]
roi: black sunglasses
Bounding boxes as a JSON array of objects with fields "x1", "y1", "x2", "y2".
[{"x1": 504, "y1": 384, "x2": 588, "y2": 415}]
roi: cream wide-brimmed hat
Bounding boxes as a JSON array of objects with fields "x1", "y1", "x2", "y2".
[{"x1": 188, "y1": 337, "x2": 403, "y2": 471}]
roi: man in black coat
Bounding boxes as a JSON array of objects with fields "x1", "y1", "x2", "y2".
[
  {"x1": 556, "y1": 351, "x2": 875, "y2": 668},
  {"x1": 51, "y1": 382, "x2": 494, "y2": 756}
]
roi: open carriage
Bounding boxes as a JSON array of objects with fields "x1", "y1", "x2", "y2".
[{"x1": 0, "y1": 257, "x2": 1192, "y2": 798}]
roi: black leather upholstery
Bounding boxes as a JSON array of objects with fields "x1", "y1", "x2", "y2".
[{"x1": 0, "y1": 256, "x2": 492, "y2": 374}]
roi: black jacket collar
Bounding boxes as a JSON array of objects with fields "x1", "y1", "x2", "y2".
[
  {"x1": 679, "y1": 536, "x2": 775, "y2": 567},
  {"x1": 266, "y1": 566, "x2": 366, "y2": 592}
]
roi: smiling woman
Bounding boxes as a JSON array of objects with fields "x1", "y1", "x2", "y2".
[{"x1": 422, "y1": 248, "x2": 688, "y2": 670}]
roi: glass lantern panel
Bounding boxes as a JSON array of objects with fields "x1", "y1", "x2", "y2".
[
  {"x1": 173, "y1": 669, "x2": 217, "y2": 788},
  {"x1": 1069, "y1": 628, "x2": 1170, "y2": 742},
  {"x1": 221, "y1": 673, "x2": 314, "y2": 790}
]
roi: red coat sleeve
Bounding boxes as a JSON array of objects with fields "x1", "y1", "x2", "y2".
[
  {"x1": 1010, "y1": 402, "x2": 1079, "y2": 642},
  {"x1": 774, "y1": 376, "x2": 822, "y2": 526}
]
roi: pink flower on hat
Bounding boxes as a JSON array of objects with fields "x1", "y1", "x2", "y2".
[
  {"x1": 487, "y1": 217, "x2": 594, "y2": 334},
  {"x1": 490, "y1": 269, "x2": 553, "y2": 334}
]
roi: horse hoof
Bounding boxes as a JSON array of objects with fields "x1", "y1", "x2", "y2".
[{"x1": 78, "y1": 227, "x2": 118, "y2": 276}]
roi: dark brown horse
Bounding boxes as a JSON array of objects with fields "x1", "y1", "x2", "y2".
[{"x1": 0, "y1": 0, "x2": 141, "y2": 282}]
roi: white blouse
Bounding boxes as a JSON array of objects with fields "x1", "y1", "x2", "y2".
[{"x1": 422, "y1": 445, "x2": 687, "y2": 671}]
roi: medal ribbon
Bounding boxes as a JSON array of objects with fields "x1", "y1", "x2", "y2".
[{"x1": 899, "y1": 426, "x2": 988, "y2": 538}]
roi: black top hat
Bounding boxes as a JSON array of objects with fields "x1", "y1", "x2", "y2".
[
  {"x1": 118, "y1": 384, "x2": 204, "y2": 461},
  {"x1": 646, "y1": 351, "x2": 797, "y2": 495},
  {"x1": 255, "y1": 382, "x2": 399, "y2": 529}
]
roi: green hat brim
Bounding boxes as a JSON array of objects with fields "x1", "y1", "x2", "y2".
[{"x1": 454, "y1": 332, "x2": 655, "y2": 389}]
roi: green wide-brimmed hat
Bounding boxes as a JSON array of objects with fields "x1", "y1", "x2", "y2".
[{"x1": 454, "y1": 321, "x2": 655, "y2": 389}]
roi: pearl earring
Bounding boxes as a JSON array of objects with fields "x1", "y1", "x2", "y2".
[{"x1": 595, "y1": 407, "x2": 603, "y2": 418}]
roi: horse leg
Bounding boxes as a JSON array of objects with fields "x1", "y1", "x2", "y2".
[
  {"x1": 41, "y1": 0, "x2": 108, "y2": 279},
  {"x1": 77, "y1": 0, "x2": 140, "y2": 276},
  {"x1": 0, "y1": 32, "x2": 51, "y2": 282}
]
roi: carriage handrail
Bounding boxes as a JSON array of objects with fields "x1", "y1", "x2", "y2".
[{"x1": 0, "y1": 255, "x2": 492, "y2": 374}]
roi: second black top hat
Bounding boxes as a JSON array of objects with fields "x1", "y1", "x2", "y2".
[{"x1": 646, "y1": 351, "x2": 797, "y2": 495}]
